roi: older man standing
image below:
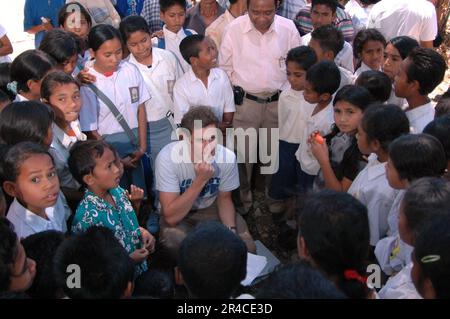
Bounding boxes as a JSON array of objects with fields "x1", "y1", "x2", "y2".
[{"x1": 219, "y1": 0, "x2": 301, "y2": 215}]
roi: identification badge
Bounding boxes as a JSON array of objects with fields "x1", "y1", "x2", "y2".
[{"x1": 129, "y1": 87, "x2": 139, "y2": 103}]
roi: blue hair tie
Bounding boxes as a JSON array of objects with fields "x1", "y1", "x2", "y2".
[{"x1": 6, "y1": 81, "x2": 18, "y2": 95}]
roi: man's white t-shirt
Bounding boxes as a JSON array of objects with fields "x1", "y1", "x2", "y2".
[{"x1": 155, "y1": 141, "x2": 239, "y2": 210}]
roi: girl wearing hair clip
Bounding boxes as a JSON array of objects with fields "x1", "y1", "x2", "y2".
[
  {"x1": 8, "y1": 50, "x2": 56, "y2": 102},
  {"x1": 412, "y1": 213, "x2": 450, "y2": 299},
  {"x1": 379, "y1": 178, "x2": 450, "y2": 299}
]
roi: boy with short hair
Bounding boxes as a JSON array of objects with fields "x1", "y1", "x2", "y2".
[
  {"x1": 174, "y1": 34, "x2": 235, "y2": 131},
  {"x1": 176, "y1": 221, "x2": 247, "y2": 299},
  {"x1": 53, "y1": 226, "x2": 135, "y2": 299},
  {"x1": 394, "y1": 47, "x2": 447, "y2": 133},
  {"x1": 309, "y1": 25, "x2": 354, "y2": 88},
  {"x1": 154, "y1": 0, "x2": 197, "y2": 73},
  {"x1": 268, "y1": 46, "x2": 317, "y2": 218},
  {"x1": 295, "y1": 60, "x2": 341, "y2": 191}
]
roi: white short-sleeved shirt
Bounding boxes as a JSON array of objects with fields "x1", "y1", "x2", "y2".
[
  {"x1": 367, "y1": 0, "x2": 437, "y2": 43},
  {"x1": 405, "y1": 102, "x2": 434, "y2": 134},
  {"x1": 155, "y1": 142, "x2": 239, "y2": 210},
  {"x1": 302, "y1": 32, "x2": 355, "y2": 73},
  {"x1": 79, "y1": 86, "x2": 100, "y2": 132},
  {"x1": 387, "y1": 189, "x2": 406, "y2": 236},
  {"x1": 0, "y1": 24, "x2": 11, "y2": 63},
  {"x1": 379, "y1": 262, "x2": 422, "y2": 299},
  {"x1": 219, "y1": 14, "x2": 301, "y2": 94},
  {"x1": 354, "y1": 62, "x2": 376, "y2": 80},
  {"x1": 348, "y1": 154, "x2": 399, "y2": 246},
  {"x1": 278, "y1": 88, "x2": 314, "y2": 144},
  {"x1": 80, "y1": 60, "x2": 151, "y2": 136},
  {"x1": 295, "y1": 102, "x2": 334, "y2": 175},
  {"x1": 127, "y1": 48, "x2": 182, "y2": 122},
  {"x1": 6, "y1": 193, "x2": 71, "y2": 239},
  {"x1": 173, "y1": 68, "x2": 235, "y2": 124},
  {"x1": 339, "y1": 66, "x2": 355, "y2": 90},
  {"x1": 49, "y1": 121, "x2": 86, "y2": 189},
  {"x1": 152, "y1": 26, "x2": 197, "y2": 74}
]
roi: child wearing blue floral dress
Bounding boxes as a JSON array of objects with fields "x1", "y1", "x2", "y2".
[{"x1": 68, "y1": 140, "x2": 155, "y2": 276}]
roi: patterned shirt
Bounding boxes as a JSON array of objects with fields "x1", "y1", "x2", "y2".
[
  {"x1": 141, "y1": 0, "x2": 164, "y2": 33},
  {"x1": 294, "y1": 4, "x2": 355, "y2": 42},
  {"x1": 72, "y1": 187, "x2": 147, "y2": 275}
]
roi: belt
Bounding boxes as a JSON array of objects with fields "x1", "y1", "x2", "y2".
[{"x1": 244, "y1": 91, "x2": 279, "y2": 103}]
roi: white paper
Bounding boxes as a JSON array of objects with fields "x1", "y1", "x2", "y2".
[{"x1": 241, "y1": 253, "x2": 268, "y2": 286}]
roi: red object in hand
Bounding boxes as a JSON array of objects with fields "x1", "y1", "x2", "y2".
[{"x1": 314, "y1": 132, "x2": 325, "y2": 145}]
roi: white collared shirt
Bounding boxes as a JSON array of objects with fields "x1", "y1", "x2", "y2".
[
  {"x1": 173, "y1": 68, "x2": 235, "y2": 124},
  {"x1": 220, "y1": 14, "x2": 301, "y2": 94},
  {"x1": 14, "y1": 94, "x2": 29, "y2": 102},
  {"x1": 49, "y1": 121, "x2": 86, "y2": 189},
  {"x1": 127, "y1": 48, "x2": 182, "y2": 122},
  {"x1": 295, "y1": 102, "x2": 334, "y2": 175},
  {"x1": 79, "y1": 60, "x2": 151, "y2": 136},
  {"x1": 278, "y1": 88, "x2": 314, "y2": 143},
  {"x1": 379, "y1": 262, "x2": 422, "y2": 299},
  {"x1": 348, "y1": 154, "x2": 399, "y2": 245},
  {"x1": 339, "y1": 66, "x2": 355, "y2": 90},
  {"x1": 302, "y1": 32, "x2": 355, "y2": 73},
  {"x1": 387, "y1": 189, "x2": 405, "y2": 236},
  {"x1": 405, "y1": 102, "x2": 434, "y2": 133},
  {"x1": 354, "y1": 62, "x2": 375, "y2": 79},
  {"x1": 6, "y1": 193, "x2": 71, "y2": 239},
  {"x1": 205, "y1": 9, "x2": 235, "y2": 49},
  {"x1": 152, "y1": 25, "x2": 197, "y2": 74}
]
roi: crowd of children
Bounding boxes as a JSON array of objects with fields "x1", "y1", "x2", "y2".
[{"x1": 0, "y1": 0, "x2": 449, "y2": 299}]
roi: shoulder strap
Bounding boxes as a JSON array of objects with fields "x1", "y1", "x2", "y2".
[
  {"x1": 87, "y1": 83, "x2": 139, "y2": 148},
  {"x1": 157, "y1": 37, "x2": 166, "y2": 49}
]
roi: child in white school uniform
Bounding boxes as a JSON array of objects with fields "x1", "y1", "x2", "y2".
[
  {"x1": 153, "y1": 0, "x2": 197, "y2": 73},
  {"x1": 295, "y1": 61, "x2": 341, "y2": 192},
  {"x1": 348, "y1": 104, "x2": 410, "y2": 248},
  {"x1": 41, "y1": 71, "x2": 86, "y2": 204},
  {"x1": 375, "y1": 134, "x2": 447, "y2": 276},
  {"x1": 382, "y1": 36, "x2": 418, "y2": 108},
  {"x1": 173, "y1": 34, "x2": 235, "y2": 129},
  {"x1": 2, "y1": 142, "x2": 70, "y2": 239},
  {"x1": 379, "y1": 178, "x2": 450, "y2": 299},
  {"x1": 120, "y1": 15, "x2": 182, "y2": 173},
  {"x1": 394, "y1": 47, "x2": 447, "y2": 133},
  {"x1": 79, "y1": 24, "x2": 151, "y2": 194},
  {"x1": 307, "y1": 25, "x2": 354, "y2": 90},
  {"x1": 268, "y1": 46, "x2": 316, "y2": 221},
  {"x1": 58, "y1": 2, "x2": 93, "y2": 76},
  {"x1": 352, "y1": 28, "x2": 386, "y2": 79}
]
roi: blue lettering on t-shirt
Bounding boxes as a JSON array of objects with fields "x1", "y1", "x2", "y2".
[{"x1": 179, "y1": 177, "x2": 221, "y2": 198}]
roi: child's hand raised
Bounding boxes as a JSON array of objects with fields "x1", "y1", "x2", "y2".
[
  {"x1": 308, "y1": 131, "x2": 329, "y2": 165},
  {"x1": 139, "y1": 227, "x2": 156, "y2": 253},
  {"x1": 151, "y1": 30, "x2": 164, "y2": 39},
  {"x1": 127, "y1": 185, "x2": 144, "y2": 213},
  {"x1": 77, "y1": 67, "x2": 96, "y2": 84},
  {"x1": 129, "y1": 248, "x2": 149, "y2": 264},
  {"x1": 128, "y1": 185, "x2": 144, "y2": 202}
]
